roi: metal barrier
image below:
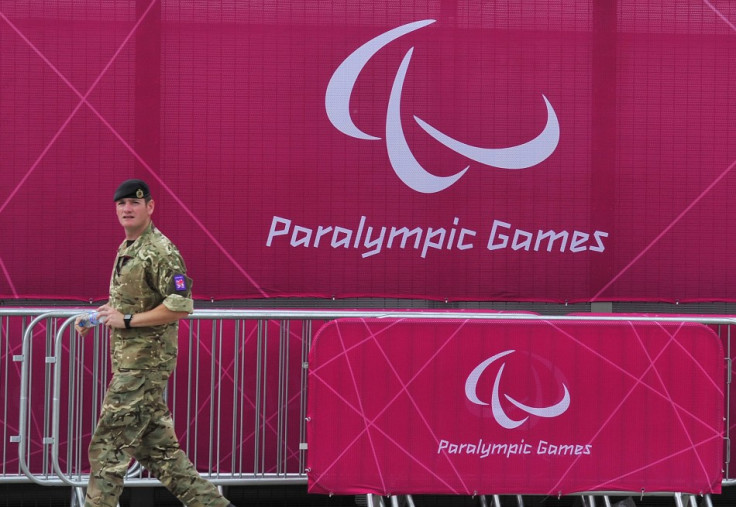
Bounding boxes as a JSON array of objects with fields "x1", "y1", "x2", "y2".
[
  {"x1": 1, "y1": 307, "x2": 57, "y2": 483},
  {"x1": 1, "y1": 308, "x2": 734, "y2": 507}
]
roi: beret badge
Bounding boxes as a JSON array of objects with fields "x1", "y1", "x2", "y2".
[{"x1": 113, "y1": 179, "x2": 151, "y2": 201}]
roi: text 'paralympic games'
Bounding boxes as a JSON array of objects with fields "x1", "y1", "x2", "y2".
[{"x1": 266, "y1": 215, "x2": 609, "y2": 259}]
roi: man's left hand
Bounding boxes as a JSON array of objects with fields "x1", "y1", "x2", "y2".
[{"x1": 97, "y1": 304, "x2": 124, "y2": 329}]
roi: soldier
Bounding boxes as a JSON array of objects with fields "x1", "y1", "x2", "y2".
[{"x1": 76, "y1": 179, "x2": 235, "y2": 507}]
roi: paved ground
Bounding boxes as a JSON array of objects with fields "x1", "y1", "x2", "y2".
[{"x1": 0, "y1": 484, "x2": 732, "y2": 506}]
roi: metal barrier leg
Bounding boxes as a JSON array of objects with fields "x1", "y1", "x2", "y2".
[
  {"x1": 478, "y1": 494, "x2": 489, "y2": 507},
  {"x1": 71, "y1": 487, "x2": 85, "y2": 507},
  {"x1": 366, "y1": 494, "x2": 387, "y2": 507},
  {"x1": 516, "y1": 494, "x2": 524, "y2": 506},
  {"x1": 673, "y1": 491, "x2": 711, "y2": 507},
  {"x1": 386, "y1": 495, "x2": 413, "y2": 507},
  {"x1": 492, "y1": 494, "x2": 502, "y2": 507},
  {"x1": 602, "y1": 495, "x2": 612, "y2": 507}
]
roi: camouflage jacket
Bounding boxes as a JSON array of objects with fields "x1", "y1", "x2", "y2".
[{"x1": 108, "y1": 222, "x2": 193, "y2": 372}]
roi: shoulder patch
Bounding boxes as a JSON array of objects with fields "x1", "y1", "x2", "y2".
[{"x1": 174, "y1": 274, "x2": 188, "y2": 291}]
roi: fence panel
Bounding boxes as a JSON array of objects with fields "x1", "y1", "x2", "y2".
[{"x1": 307, "y1": 316, "x2": 725, "y2": 496}]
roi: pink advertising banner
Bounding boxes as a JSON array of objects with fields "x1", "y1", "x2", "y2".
[
  {"x1": 307, "y1": 319, "x2": 724, "y2": 495},
  {"x1": 2, "y1": 1, "x2": 736, "y2": 302}
]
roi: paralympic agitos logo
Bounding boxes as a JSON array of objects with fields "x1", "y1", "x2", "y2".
[
  {"x1": 465, "y1": 350, "x2": 570, "y2": 429},
  {"x1": 326, "y1": 19, "x2": 560, "y2": 194}
]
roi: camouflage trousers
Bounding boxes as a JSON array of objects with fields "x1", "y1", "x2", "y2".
[{"x1": 85, "y1": 370, "x2": 229, "y2": 507}]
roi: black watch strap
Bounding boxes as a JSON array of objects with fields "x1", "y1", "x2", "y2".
[{"x1": 124, "y1": 314, "x2": 133, "y2": 329}]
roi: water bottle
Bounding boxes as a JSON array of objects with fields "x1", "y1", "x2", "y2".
[{"x1": 78, "y1": 311, "x2": 105, "y2": 328}]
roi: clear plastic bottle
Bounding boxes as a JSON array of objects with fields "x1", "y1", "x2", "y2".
[{"x1": 78, "y1": 311, "x2": 105, "y2": 328}]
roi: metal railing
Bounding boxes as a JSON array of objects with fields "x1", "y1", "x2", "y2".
[{"x1": 1, "y1": 308, "x2": 734, "y2": 507}]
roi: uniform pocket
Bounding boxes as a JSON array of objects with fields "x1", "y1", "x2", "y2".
[
  {"x1": 95, "y1": 372, "x2": 152, "y2": 446},
  {"x1": 103, "y1": 372, "x2": 148, "y2": 411}
]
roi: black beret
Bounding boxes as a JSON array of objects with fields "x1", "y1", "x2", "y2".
[{"x1": 113, "y1": 179, "x2": 151, "y2": 201}]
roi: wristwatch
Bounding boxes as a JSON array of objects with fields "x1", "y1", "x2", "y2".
[{"x1": 124, "y1": 314, "x2": 133, "y2": 329}]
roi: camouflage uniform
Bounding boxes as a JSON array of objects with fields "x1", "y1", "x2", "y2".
[{"x1": 86, "y1": 223, "x2": 229, "y2": 507}]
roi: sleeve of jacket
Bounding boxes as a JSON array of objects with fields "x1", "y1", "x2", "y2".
[{"x1": 150, "y1": 245, "x2": 194, "y2": 314}]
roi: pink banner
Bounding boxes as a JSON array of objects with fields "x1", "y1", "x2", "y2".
[
  {"x1": 307, "y1": 319, "x2": 724, "y2": 495},
  {"x1": 2, "y1": 2, "x2": 736, "y2": 302}
]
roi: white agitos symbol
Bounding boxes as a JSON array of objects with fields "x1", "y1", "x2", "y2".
[
  {"x1": 465, "y1": 350, "x2": 570, "y2": 429},
  {"x1": 326, "y1": 19, "x2": 560, "y2": 194}
]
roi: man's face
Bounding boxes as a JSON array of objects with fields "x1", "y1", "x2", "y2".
[{"x1": 115, "y1": 197, "x2": 154, "y2": 233}]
